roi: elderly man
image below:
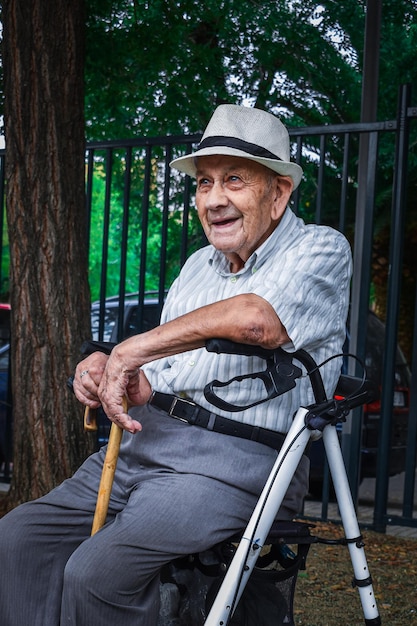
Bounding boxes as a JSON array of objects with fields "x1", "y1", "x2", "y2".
[{"x1": 0, "y1": 105, "x2": 352, "y2": 625}]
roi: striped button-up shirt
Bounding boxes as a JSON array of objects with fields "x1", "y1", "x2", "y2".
[{"x1": 143, "y1": 207, "x2": 352, "y2": 433}]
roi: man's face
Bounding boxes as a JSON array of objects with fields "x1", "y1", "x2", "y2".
[{"x1": 195, "y1": 155, "x2": 293, "y2": 271}]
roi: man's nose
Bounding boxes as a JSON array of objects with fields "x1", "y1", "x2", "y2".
[{"x1": 205, "y1": 181, "x2": 229, "y2": 210}]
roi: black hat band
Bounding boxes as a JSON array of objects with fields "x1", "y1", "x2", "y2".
[{"x1": 197, "y1": 136, "x2": 282, "y2": 161}]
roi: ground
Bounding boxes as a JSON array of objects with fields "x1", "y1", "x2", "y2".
[{"x1": 293, "y1": 521, "x2": 417, "y2": 625}]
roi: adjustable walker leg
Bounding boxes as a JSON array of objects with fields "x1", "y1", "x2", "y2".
[
  {"x1": 204, "y1": 407, "x2": 311, "y2": 625},
  {"x1": 323, "y1": 426, "x2": 381, "y2": 625}
]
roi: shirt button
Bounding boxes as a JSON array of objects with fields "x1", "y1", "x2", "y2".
[
  {"x1": 188, "y1": 360, "x2": 195, "y2": 367},
  {"x1": 230, "y1": 276, "x2": 237, "y2": 283}
]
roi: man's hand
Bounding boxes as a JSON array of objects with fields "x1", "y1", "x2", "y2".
[
  {"x1": 74, "y1": 350, "x2": 151, "y2": 434},
  {"x1": 73, "y1": 351, "x2": 109, "y2": 409},
  {"x1": 96, "y1": 342, "x2": 151, "y2": 433}
]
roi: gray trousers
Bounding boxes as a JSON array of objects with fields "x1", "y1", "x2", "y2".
[{"x1": 0, "y1": 405, "x2": 309, "y2": 626}]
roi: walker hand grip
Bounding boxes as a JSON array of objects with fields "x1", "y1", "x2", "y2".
[
  {"x1": 204, "y1": 340, "x2": 302, "y2": 412},
  {"x1": 335, "y1": 375, "x2": 379, "y2": 410},
  {"x1": 205, "y1": 338, "x2": 275, "y2": 360}
]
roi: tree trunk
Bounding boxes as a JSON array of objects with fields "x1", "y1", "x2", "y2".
[{"x1": 2, "y1": 0, "x2": 95, "y2": 508}]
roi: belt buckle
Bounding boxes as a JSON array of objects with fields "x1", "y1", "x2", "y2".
[{"x1": 168, "y1": 396, "x2": 194, "y2": 423}]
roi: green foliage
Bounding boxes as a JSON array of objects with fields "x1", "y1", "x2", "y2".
[
  {"x1": 82, "y1": 0, "x2": 417, "y2": 299},
  {"x1": 84, "y1": 0, "x2": 365, "y2": 139},
  {"x1": 86, "y1": 0, "x2": 417, "y2": 134},
  {"x1": 84, "y1": 0, "x2": 417, "y2": 135}
]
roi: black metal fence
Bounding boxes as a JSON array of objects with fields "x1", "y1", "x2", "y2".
[{"x1": 1, "y1": 84, "x2": 417, "y2": 532}]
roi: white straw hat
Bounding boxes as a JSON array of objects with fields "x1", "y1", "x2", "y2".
[{"x1": 170, "y1": 104, "x2": 303, "y2": 189}]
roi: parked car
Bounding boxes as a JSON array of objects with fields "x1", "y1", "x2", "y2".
[
  {"x1": 90, "y1": 292, "x2": 164, "y2": 342},
  {"x1": 308, "y1": 310, "x2": 411, "y2": 497}
]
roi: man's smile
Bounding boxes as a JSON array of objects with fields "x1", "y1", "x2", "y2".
[{"x1": 210, "y1": 215, "x2": 240, "y2": 228}]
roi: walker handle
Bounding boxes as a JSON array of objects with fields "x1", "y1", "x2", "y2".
[
  {"x1": 204, "y1": 339, "x2": 303, "y2": 411},
  {"x1": 205, "y1": 338, "x2": 275, "y2": 360}
]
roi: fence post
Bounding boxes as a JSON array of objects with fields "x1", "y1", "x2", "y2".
[
  {"x1": 373, "y1": 83, "x2": 411, "y2": 532},
  {"x1": 342, "y1": 130, "x2": 378, "y2": 501}
]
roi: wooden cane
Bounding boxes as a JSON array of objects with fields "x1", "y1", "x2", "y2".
[{"x1": 90, "y1": 398, "x2": 127, "y2": 536}]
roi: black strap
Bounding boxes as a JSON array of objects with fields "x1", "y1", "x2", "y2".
[
  {"x1": 149, "y1": 391, "x2": 286, "y2": 451},
  {"x1": 198, "y1": 136, "x2": 282, "y2": 161}
]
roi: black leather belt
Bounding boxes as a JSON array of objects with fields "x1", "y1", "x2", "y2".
[{"x1": 149, "y1": 391, "x2": 286, "y2": 451}]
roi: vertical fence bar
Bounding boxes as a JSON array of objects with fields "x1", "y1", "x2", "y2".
[
  {"x1": 159, "y1": 145, "x2": 171, "y2": 306},
  {"x1": 1, "y1": 144, "x2": 11, "y2": 479},
  {"x1": 177, "y1": 140, "x2": 197, "y2": 267},
  {"x1": 116, "y1": 147, "x2": 132, "y2": 341},
  {"x1": 1, "y1": 150, "x2": 11, "y2": 480},
  {"x1": 134, "y1": 145, "x2": 152, "y2": 337},
  {"x1": 373, "y1": 84, "x2": 411, "y2": 532},
  {"x1": 180, "y1": 174, "x2": 191, "y2": 267},
  {"x1": 291, "y1": 135, "x2": 303, "y2": 215},
  {"x1": 338, "y1": 133, "x2": 350, "y2": 234},
  {"x1": 403, "y1": 280, "x2": 417, "y2": 517},
  {"x1": 315, "y1": 134, "x2": 326, "y2": 224},
  {"x1": 85, "y1": 147, "x2": 95, "y2": 251},
  {"x1": 400, "y1": 104, "x2": 417, "y2": 518},
  {"x1": 342, "y1": 129, "x2": 379, "y2": 503},
  {"x1": 0, "y1": 152, "x2": 5, "y2": 296},
  {"x1": 97, "y1": 148, "x2": 113, "y2": 341}
]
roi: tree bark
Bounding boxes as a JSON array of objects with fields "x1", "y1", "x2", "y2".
[{"x1": 2, "y1": 0, "x2": 95, "y2": 507}]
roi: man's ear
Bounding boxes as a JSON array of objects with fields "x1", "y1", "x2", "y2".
[{"x1": 271, "y1": 175, "x2": 293, "y2": 220}]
